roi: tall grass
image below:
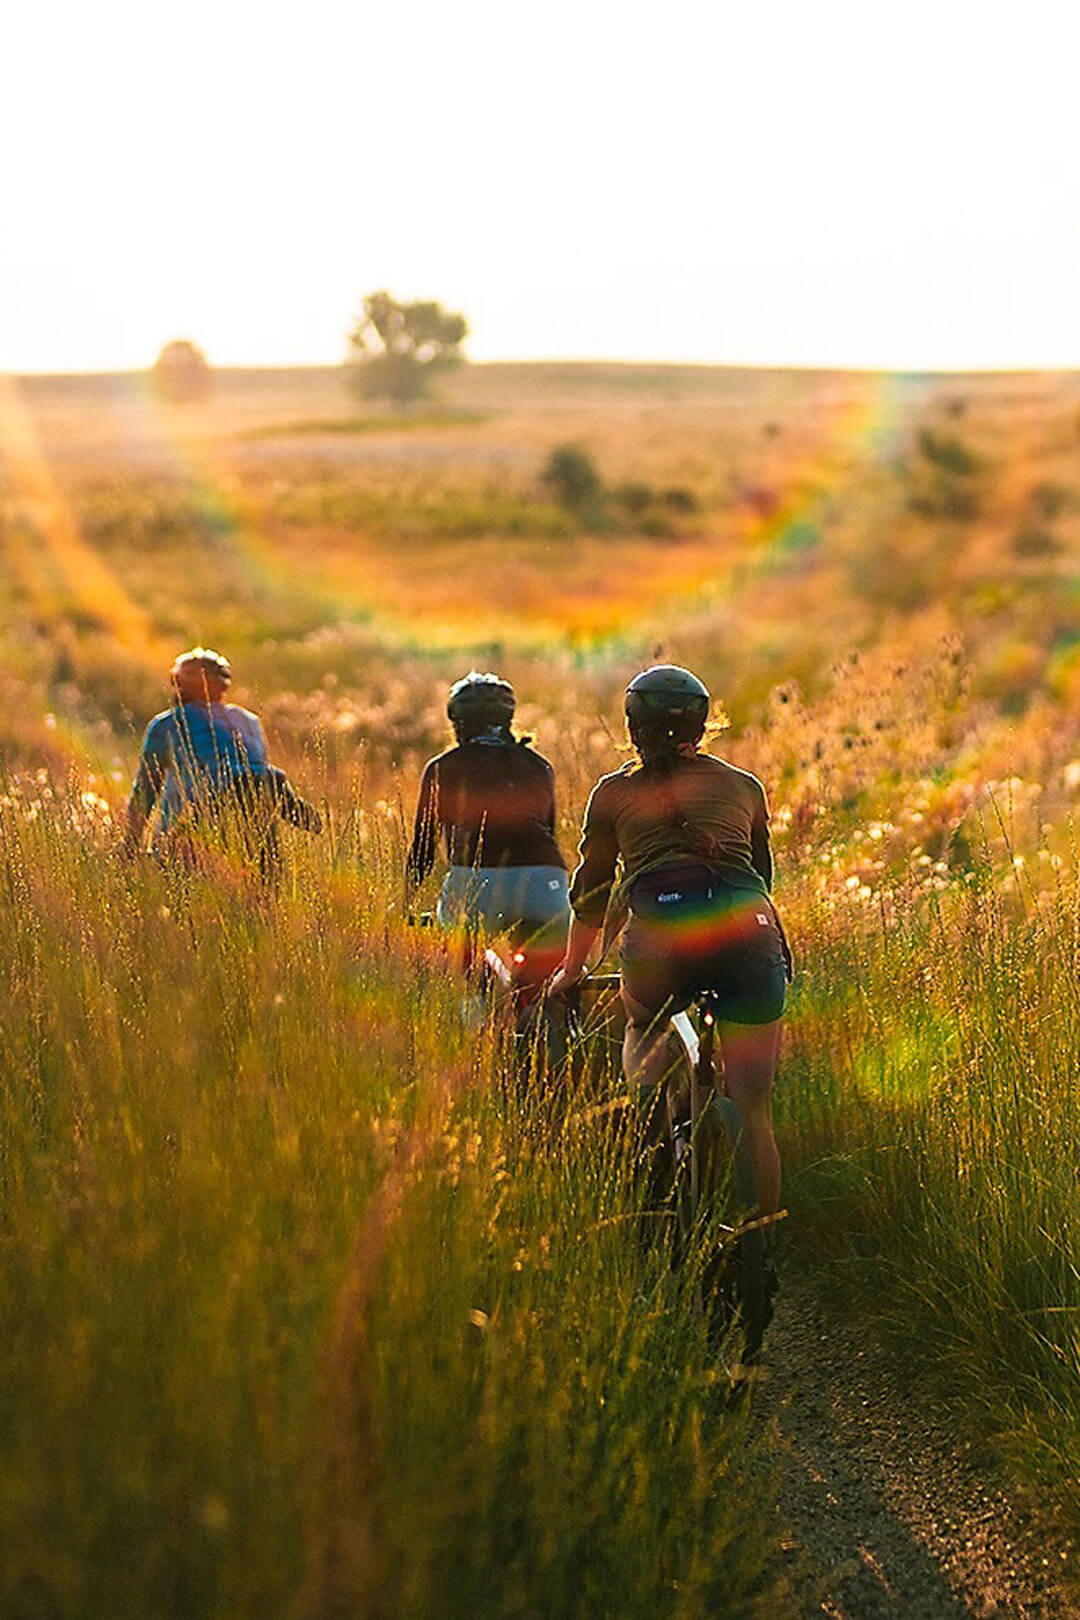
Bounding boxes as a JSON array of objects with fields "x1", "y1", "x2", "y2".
[
  {"x1": 8, "y1": 365, "x2": 1080, "y2": 1607},
  {"x1": 0, "y1": 783, "x2": 789, "y2": 1620},
  {"x1": 780, "y1": 828, "x2": 1080, "y2": 1500}
]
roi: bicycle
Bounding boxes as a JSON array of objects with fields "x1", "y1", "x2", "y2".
[
  {"x1": 408, "y1": 910, "x2": 572, "y2": 1077},
  {"x1": 565, "y1": 974, "x2": 776, "y2": 1366}
]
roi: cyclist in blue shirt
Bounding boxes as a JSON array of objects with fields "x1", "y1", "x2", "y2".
[{"x1": 125, "y1": 647, "x2": 320, "y2": 871}]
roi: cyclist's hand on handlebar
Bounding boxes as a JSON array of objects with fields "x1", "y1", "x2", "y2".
[{"x1": 546, "y1": 964, "x2": 582, "y2": 1001}]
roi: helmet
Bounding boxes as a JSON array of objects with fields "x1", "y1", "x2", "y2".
[
  {"x1": 171, "y1": 647, "x2": 231, "y2": 695},
  {"x1": 447, "y1": 671, "x2": 516, "y2": 736},
  {"x1": 625, "y1": 665, "x2": 709, "y2": 747}
]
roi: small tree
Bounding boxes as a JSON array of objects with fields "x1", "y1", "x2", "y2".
[
  {"x1": 152, "y1": 340, "x2": 212, "y2": 403},
  {"x1": 346, "y1": 291, "x2": 468, "y2": 405}
]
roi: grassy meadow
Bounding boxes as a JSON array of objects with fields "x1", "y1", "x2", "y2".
[{"x1": 2, "y1": 361, "x2": 1080, "y2": 1616}]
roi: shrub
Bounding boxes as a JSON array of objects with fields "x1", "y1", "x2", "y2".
[
  {"x1": 1031, "y1": 481, "x2": 1071, "y2": 520},
  {"x1": 640, "y1": 512, "x2": 675, "y2": 538},
  {"x1": 937, "y1": 484, "x2": 980, "y2": 521},
  {"x1": 660, "y1": 486, "x2": 700, "y2": 514},
  {"x1": 613, "y1": 481, "x2": 655, "y2": 515},
  {"x1": 917, "y1": 429, "x2": 980, "y2": 477},
  {"x1": 1012, "y1": 523, "x2": 1061, "y2": 558},
  {"x1": 907, "y1": 482, "x2": 980, "y2": 522},
  {"x1": 540, "y1": 444, "x2": 602, "y2": 509}
]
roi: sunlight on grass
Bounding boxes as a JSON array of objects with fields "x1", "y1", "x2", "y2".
[{"x1": 4, "y1": 364, "x2": 1080, "y2": 1612}]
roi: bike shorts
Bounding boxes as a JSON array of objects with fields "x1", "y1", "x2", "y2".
[
  {"x1": 620, "y1": 889, "x2": 788, "y2": 1026},
  {"x1": 437, "y1": 865, "x2": 570, "y2": 949}
]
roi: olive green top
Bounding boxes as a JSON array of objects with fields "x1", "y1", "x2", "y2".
[{"x1": 568, "y1": 752, "x2": 772, "y2": 928}]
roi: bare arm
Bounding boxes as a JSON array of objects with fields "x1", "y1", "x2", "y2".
[
  {"x1": 566, "y1": 780, "x2": 619, "y2": 929},
  {"x1": 548, "y1": 914, "x2": 601, "y2": 997},
  {"x1": 550, "y1": 781, "x2": 617, "y2": 991}
]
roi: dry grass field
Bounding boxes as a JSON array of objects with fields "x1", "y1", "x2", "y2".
[{"x1": 2, "y1": 361, "x2": 1080, "y2": 1617}]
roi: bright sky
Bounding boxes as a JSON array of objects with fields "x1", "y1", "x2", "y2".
[{"x1": 3, "y1": 0, "x2": 1078, "y2": 372}]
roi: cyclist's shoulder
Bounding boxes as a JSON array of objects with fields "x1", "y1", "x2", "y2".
[
  {"x1": 515, "y1": 741, "x2": 555, "y2": 774},
  {"x1": 420, "y1": 744, "x2": 462, "y2": 777},
  {"x1": 695, "y1": 752, "x2": 767, "y2": 796},
  {"x1": 142, "y1": 707, "x2": 178, "y2": 745},
  {"x1": 588, "y1": 760, "x2": 637, "y2": 801},
  {"x1": 222, "y1": 702, "x2": 262, "y2": 725}
]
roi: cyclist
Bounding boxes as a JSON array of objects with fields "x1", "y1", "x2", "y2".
[
  {"x1": 549, "y1": 665, "x2": 790, "y2": 1219},
  {"x1": 406, "y1": 671, "x2": 569, "y2": 978},
  {"x1": 124, "y1": 646, "x2": 321, "y2": 875}
]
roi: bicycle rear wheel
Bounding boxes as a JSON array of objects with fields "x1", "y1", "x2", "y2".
[
  {"x1": 710, "y1": 1096, "x2": 769, "y2": 1359},
  {"x1": 668, "y1": 1012, "x2": 770, "y2": 1360}
]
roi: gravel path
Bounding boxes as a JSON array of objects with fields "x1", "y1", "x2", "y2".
[{"x1": 755, "y1": 1277, "x2": 1078, "y2": 1618}]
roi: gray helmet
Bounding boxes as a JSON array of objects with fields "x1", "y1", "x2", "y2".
[
  {"x1": 447, "y1": 671, "x2": 516, "y2": 733},
  {"x1": 625, "y1": 665, "x2": 709, "y2": 744}
]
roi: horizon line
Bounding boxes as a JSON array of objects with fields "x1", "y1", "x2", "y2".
[{"x1": 9, "y1": 356, "x2": 1080, "y2": 382}]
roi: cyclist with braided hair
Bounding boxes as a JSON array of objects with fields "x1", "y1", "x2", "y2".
[
  {"x1": 549, "y1": 665, "x2": 790, "y2": 1217},
  {"x1": 407, "y1": 672, "x2": 569, "y2": 972}
]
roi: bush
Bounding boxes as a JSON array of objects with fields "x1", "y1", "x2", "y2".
[
  {"x1": 917, "y1": 429, "x2": 980, "y2": 477},
  {"x1": 613, "y1": 481, "x2": 655, "y2": 515},
  {"x1": 151, "y1": 340, "x2": 211, "y2": 404},
  {"x1": 1012, "y1": 523, "x2": 1061, "y2": 558},
  {"x1": 1031, "y1": 481, "x2": 1071, "y2": 520},
  {"x1": 660, "y1": 487, "x2": 700, "y2": 514},
  {"x1": 541, "y1": 445, "x2": 601, "y2": 509}
]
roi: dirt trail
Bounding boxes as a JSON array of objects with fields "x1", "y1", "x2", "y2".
[{"x1": 755, "y1": 1278, "x2": 1078, "y2": 1618}]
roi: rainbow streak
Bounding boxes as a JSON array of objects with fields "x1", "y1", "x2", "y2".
[
  {"x1": 134, "y1": 382, "x2": 297, "y2": 605},
  {"x1": 731, "y1": 372, "x2": 911, "y2": 570},
  {"x1": 0, "y1": 375, "x2": 170, "y2": 669},
  {"x1": 126, "y1": 370, "x2": 920, "y2": 655},
  {"x1": 632, "y1": 891, "x2": 774, "y2": 957}
]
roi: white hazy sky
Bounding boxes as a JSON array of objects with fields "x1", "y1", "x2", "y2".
[{"x1": 3, "y1": 0, "x2": 1078, "y2": 372}]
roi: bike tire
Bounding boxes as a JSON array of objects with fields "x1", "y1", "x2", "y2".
[{"x1": 713, "y1": 1095, "x2": 769, "y2": 1359}]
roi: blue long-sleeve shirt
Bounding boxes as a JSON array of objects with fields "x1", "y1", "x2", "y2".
[{"x1": 129, "y1": 702, "x2": 269, "y2": 829}]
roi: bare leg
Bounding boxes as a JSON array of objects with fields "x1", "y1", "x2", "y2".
[
  {"x1": 621, "y1": 987, "x2": 675, "y2": 1092},
  {"x1": 717, "y1": 1019, "x2": 783, "y2": 1216}
]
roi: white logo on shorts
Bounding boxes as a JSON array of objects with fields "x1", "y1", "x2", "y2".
[{"x1": 756, "y1": 913, "x2": 769, "y2": 926}]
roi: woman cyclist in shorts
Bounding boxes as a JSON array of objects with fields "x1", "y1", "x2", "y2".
[
  {"x1": 549, "y1": 665, "x2": 791, "y2": 1217},
  {"x1": 406, "y1": 672, "x2": 569, "y2": 978}
]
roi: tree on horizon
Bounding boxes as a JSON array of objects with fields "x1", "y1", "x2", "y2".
[
  {"x1": 346, "y1": 292, "x2": 467, "y2": 405},
  {"x1": 152, "y1": 340, "x2": 212, "y2": 404}
]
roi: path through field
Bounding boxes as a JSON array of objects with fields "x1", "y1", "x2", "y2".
[{"x1": 758, "y1": 1279, "x2": 1078, "y2": 1618}]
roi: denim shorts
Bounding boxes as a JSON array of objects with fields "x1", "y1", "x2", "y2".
[
  {"x1": 437, "y1": 865, "x2": 570, "y2": 947},
  {"x1": 620, "y1": 885, "x2": 788, "y2": 1026}
]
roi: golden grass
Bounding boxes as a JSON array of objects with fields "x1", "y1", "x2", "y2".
[{"x1": 3, "y1": 361, "x2": 1080, "y2": 1614}]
